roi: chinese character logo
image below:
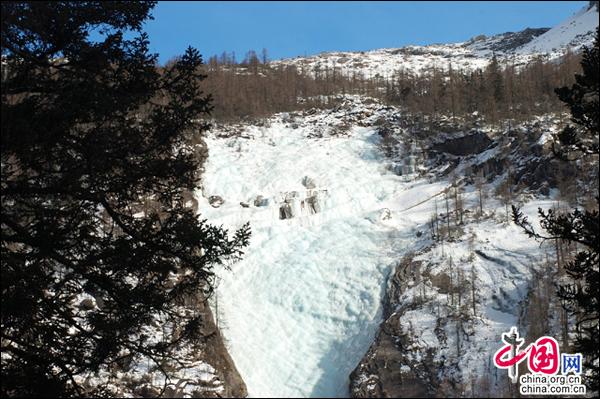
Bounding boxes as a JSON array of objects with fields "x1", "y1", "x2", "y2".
[
  {"x1": 493, "y1": 327, "x2": 560, "y2": 383},
  {"x1": 562, "y1": 353, "x2": 582, "y2": 375},
  {"x1": 528, "y1": 337, "x2": 560, "y2": 375},
  {"x1": 494, "y1": 326, "x2": 527, "y2": 383}
]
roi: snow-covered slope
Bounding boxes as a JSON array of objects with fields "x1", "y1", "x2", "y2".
[
  {"x1": 197, "y1": 103, "x2": 424, "y2": 397},
  {"x1": 273, "y1": 44, "x2": 492, "y2": 78},
  {"x1": 350, "y1": 197, "x2": 560, "y2": 397},
  {"x1": 272, "y1": 4, "x2": 598, "y2": 78},
  {"x1": 517, "y1": 3, "x2": 598, "y2": 55},
  {"x1": 194, "y1": 98, "x2": 562, "y2": 397},
  {"x1": 191, "y1": 7, "x2": 598, "y2": 396}
]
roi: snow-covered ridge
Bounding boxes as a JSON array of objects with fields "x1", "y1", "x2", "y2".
[
  {"x1": 272, "y1": 5, "x2": 598, "y2": 78},
  {"x1": 350, "y1": 201, "x2": 559, "y2": 397},
  {"x1": 517, "y1": 3, "x2": 598, "y2": 55}
]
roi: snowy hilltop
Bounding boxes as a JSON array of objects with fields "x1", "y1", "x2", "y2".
[
  {"x1": 517, "y1": 2, "x2": 599, "y2": 55},
  {"x1": 272, "y1": 3, "x2": 598, "y2": 77}
]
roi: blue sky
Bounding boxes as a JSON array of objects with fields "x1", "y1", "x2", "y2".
[{"x1": 142, "y1": 1, "x2": 588, "y2": 63}]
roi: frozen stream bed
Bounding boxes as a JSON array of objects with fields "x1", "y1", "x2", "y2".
[{"x1": 196, "y1": 121, "x2": 441, "y2": 397}]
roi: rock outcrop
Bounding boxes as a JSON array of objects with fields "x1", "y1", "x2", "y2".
[
  {"x1": 254, "y1": 195, "x2": 269, "y2": 207},
  {"x1": 198, "y1": 302, "x2": 248, "y2": 398},
  {"x1": 208, "y1": 195, "x2": 225, "y2": 208},
  {"x1": 430, "y1": 131, "x2": 492, "y2": 156},
  {"x1": 350, "y1": 255, "x2": 439, "y2": 398}
]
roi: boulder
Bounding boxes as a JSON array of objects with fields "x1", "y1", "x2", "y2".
[
  {"x1": 380, "y1": 208, "x2": 392, "y2": 221},
  {"x1": 431, "y1": 131, "x2": 492, "y2": 156},
  {"x1": 208, "y1": 195, "x2": 224, "y2": 208},
  {"x1": 279, "y1": 201, "x2": 294, "y2": 219},
  {"x1": 305, "y1": 194, "x2": 320, "y2": 214},
  {"x1": 254, "y1": 195, "x2": 269, "y2": 207},
  {"x1": 301, "y1": 176, "x2": 317, "y2": 189},
  {"x1": 78, "y1": 297, "x2": 96, "y2": 311}
]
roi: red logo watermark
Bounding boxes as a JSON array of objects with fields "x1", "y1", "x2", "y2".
[
  {"x1": 493, "y1": 327, "x2": 585, "y2": 395},
  {"x1": 494, "y1": 327, "x2": 560, "y2": 382}
]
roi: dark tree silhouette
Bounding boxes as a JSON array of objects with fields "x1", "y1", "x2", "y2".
[
  {"x1": 553, "y1": 28, "x2": 599, "y2": 159},
  {"x1": 513, "y1": 29, "x2": 599, "y2": 391},
  {"x1": 1, "y1": 2, "x2": 250, "y2": 396}
]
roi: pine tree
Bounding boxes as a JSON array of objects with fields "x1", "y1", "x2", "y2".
[
  {"x1": 553, "y1": 28, "x2": 599, "y2": 159},
  {"x1": 513, "y1": 29, "x2": 599, "y2": 391},
  {"x1": 485, "y1": 53, "x2": 504, "y2": 121},
  {"x1": 1, "y1": 2, "x2": 250, "y2": 396}
]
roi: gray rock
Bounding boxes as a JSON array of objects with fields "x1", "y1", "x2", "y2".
[
  {"x1": 163, "y1": 385, "x2": 179, "y2": 398},
  {"x1": 350, "y1": 255, "x2": 437, "y2": 398},
  {"x1": 431, "y1": 131, "x2": 492, "y2": 156},
  {"x1": 134, "y1": 384, "x2": 160, "y2": 398},
  {"x1": 254, "y1": 195, "x2": 269, "y2": 207},
  {"x1": 78, "y1": 298, "x2": 96, "y2": 310},
  {"x1": 305, "y1": 194, "x2": 320, "y2": 214},
  {"x1": 301, "y1": 176, "x2": 317, "y2": 189},
  {"x1": 380, "y1": 208, "x2": 392, "y2": 220},
  {"x1": 279, "y1": 202, "x2": 294, "y2": 219},
  {"x1": 208, "y1": 195, "x2": 224, "y2": 208}
]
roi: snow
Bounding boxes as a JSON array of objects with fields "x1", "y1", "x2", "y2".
[
  {"x1": 197, "y1": 95, "x2": 565, "y2": 396},
  {"x1": 272, "y1": 44, "x2": 494, "y2": 79},
  {"x1": 192, "y1": 6, "x2": 596, "y2": 390},
  {"x1": 70, "y1": 313, "x2": 225, "y2": 397},
  {"x1": 272, "y1": 5, "x2": 597, "y2": 79},
  {"x1": 517, "y1": 5, "x2": 599, "y2": 55},
  {"x1": 198, "y1": 110, "x2": 440, "y2": 397},
  {"x1": 7, "y1": 4, "x2": 591, "y2": 397},
  {"x1": 374, "y1": 191, "x2": 562, "y2": 393}
]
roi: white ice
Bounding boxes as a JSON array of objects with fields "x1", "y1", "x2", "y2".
[
  {"x1": 195, "y1": 105, "x2": 557, "y2": 396},
  {"x1": 197, "y1": 122, "x2": 433, "y2": 397}
]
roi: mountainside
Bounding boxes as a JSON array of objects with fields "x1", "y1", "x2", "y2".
[
  {"x1": 194, "y1": 93, "x2": 596, "y2": 396},
  {"x1": 3, "y1": 2, "x2": 597, "y2": 398},
  {"x1": 517, "y1": 2, "x2": 598, "y2": 55},
  {"x1": 272, "y1": 4, "x2": 598, "y2": 78},
  {"x1": 192, "y1": 5, "x2": 599, "y2": 398}
]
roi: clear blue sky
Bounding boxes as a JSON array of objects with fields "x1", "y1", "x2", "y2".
[{"x1": 142, "y1": 1, "x2": 588, "y2": 63}]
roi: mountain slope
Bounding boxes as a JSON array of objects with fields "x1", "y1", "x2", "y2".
[
  {"x1": 198, "y1": 100, "x2": 421, "y2": 397},
  {"x1": 272, "y1": 4, "x2": 598, "y2": 78},
  {"x1": 195, "y1": 97, "x2": 576, "y2": 397},
  {"x1": 517, "y1": 2, "x2": 598, "y2": 55},
  {"x1": 194, "y1": 5, "x2": 598, "y2": 398}
]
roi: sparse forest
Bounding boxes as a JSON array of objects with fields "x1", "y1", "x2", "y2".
[
  {"x1": 383, "y1": 51, "x2": 582, "y2": 124},
  {"x1": 173, "y1": 48, "x2": 584, "y2": 125},
  {"x1": 514, "y1": 28, "x2": 599, "y2": 391}
]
